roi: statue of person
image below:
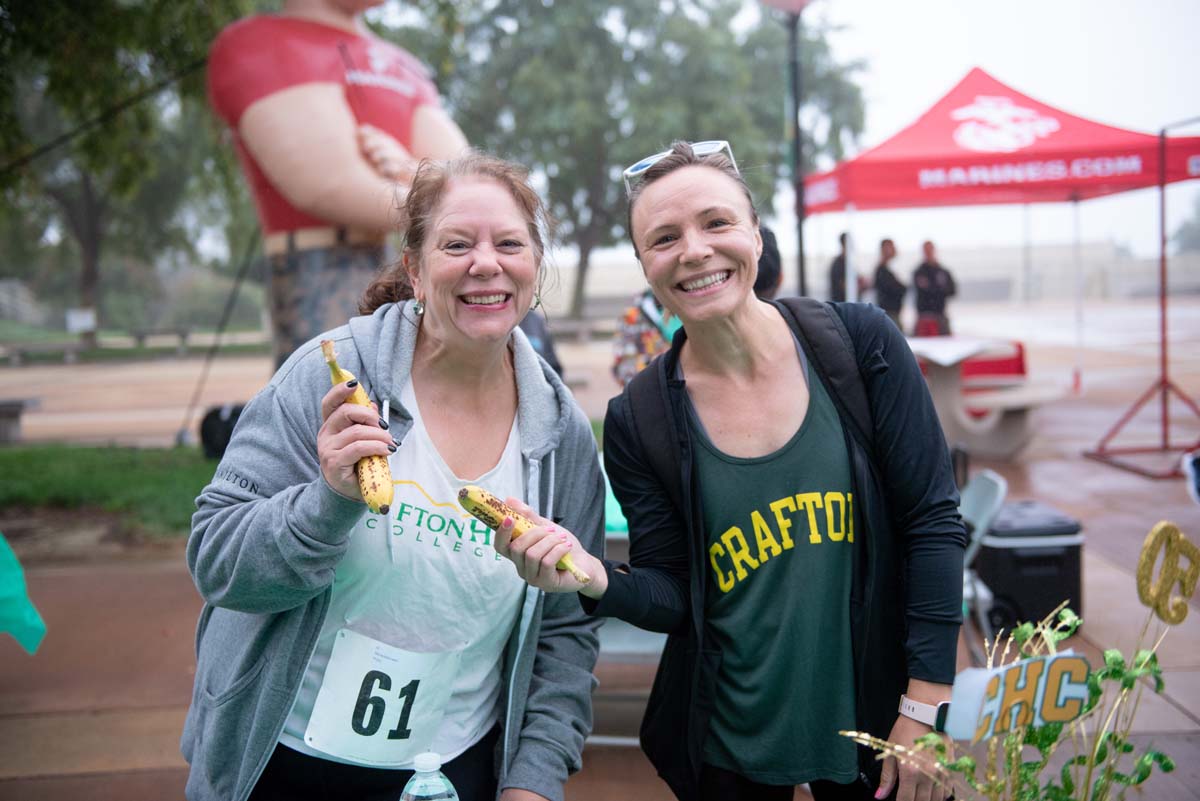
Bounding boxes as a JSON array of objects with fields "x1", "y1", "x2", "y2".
[{"x1": 208, "y1": 0, "x2": 469, "y2": 367}]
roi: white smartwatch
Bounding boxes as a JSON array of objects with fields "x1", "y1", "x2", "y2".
[{"x1": 898, "y1": 695, "x2": 950, "y2": 733}]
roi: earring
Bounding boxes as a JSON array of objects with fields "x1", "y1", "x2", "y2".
[
  {"x1": 531, "y1": 292, "x2": 542, "y2": 311},
  {"x1": 413, "y1": 299, "x2": 425, "y2": 316}
]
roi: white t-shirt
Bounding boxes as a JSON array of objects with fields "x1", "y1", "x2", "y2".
[{"x1": 280, "y1": 377, "x2": 528, "y2": 767}]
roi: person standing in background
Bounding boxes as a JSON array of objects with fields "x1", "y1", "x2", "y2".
[
  {"x1": 872, "y1": 238, "x2": 905, "y2": 330},
  {"x1": 829, "y1": 231, "x2": 869, "y2": 303},
  {"x1": 518, "y1": 310, "x2": 564, "y2": 378},
  {"x1": 753, "y1": 224, "x2": 783, "y2": 300},
  {"x1": 610, "y1": 288, "x2": 680, "y2": 388},
  {"x1": 208, "y1": 0, "x2": 469, "y2": 368},
  {"x1": 1183, "y1": 449, "x2": 1199, "y2": 505},
  {"x1": 827, "y1": 231, "x2": 848, "y2": 301},
  {"x1": 912, "y1": 240, "x2": 957, "y2": 336}
]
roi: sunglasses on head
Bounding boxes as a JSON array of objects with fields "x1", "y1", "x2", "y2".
[{"x1": 622, "y1": 140, "x2": 739, "y2": 197}]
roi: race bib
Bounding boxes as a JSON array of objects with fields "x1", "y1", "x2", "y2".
[{"x1": 305, "y1": 628, "x2": 463, "y2": 766}]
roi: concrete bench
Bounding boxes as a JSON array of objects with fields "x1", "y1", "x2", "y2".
[
  {"x1": 130, "y1": 327, "x2": 191, "y2": 356},
  {"x1": 0, "y1": 398, "x2": 39, "y2": 443},
  {"x1": 2, "y1": 342, "x2": 84, "y2": 367}
]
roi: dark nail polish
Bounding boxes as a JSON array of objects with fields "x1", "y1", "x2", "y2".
[
  {"x1": 378, "y1": 417, "x2": 390, "y2": 430},
  {"x1": 392, "y1": 437, "x2": 400, "y2": 447},
  {"x1": 387, "y1": 444, "x2": 397, "y2": 453},
  {"x1": 346, "y1": 380, "x2": 358, "y2": 388}
]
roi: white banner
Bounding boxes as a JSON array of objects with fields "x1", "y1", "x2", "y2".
[{"x1": 944, "y1": 652, "x2": 1091, "y2": 742}]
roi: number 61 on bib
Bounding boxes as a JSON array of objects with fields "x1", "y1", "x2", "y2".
[{"x1": 305, "y1": 628, "x2": 463, "y2": 766}]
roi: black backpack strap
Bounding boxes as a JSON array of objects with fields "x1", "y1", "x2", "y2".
[
  {"x1": 624, "y1": 359, "x2": 686, "y2": 513},
  {"x1": 624, "y1": 299, "x2": 875, "y2": 505},
  {"x1": 777, "y1": 297, "x2": 875, "y2": 454}
]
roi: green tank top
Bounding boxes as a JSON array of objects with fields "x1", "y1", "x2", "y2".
[{"x1": 689, "y1": 352, "x2": 859, "y2": 785}]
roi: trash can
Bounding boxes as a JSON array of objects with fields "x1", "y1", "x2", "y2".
[{"x1": 976, "y1": 500, "x2": 1084, "y2": 633}]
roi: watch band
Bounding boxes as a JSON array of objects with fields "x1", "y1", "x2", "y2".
[{"x1": 898, "y1": 695, "x2": 950, "y2": 733}]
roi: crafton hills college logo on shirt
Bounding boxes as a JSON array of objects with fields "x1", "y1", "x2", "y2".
[{"x1": 362, "y1": 480, "x2": 506, "y2": 562}]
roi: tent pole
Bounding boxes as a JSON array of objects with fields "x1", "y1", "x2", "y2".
[
  {"x1": 1022, "y1": 203, "x2": 1032, "y2": 303},
  {"x1": 788, "y1": 11, "x2": 807, "y2": 297},
  {"x1": 845, "y1": 203, "x2": 857, "y2": 302},
  {"x1": 1072, "y1": 197, "x2": 1083, "y2": 395},
  {"x1": 1158, "y1": 129, "x2": 1169, "y2": 449},
  {"x1": 1084, "y1": 120, "x2": 1200, "y2": 478}
]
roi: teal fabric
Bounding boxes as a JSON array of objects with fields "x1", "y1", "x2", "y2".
[
  {"x1": 0, "y1": 532, "x2": 46, "y2": 655},
  {"x1": 662, "y1": 315, "x2": 684, "y2": 341},
  {"x1": 603, "y1": 470, "x2": 628, "y2": 535}
]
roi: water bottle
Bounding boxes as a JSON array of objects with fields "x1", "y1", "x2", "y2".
[{"x1": 399, "y1": 752, "x2": 459, "y2": 801}]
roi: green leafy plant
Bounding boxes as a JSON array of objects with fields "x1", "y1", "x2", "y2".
[{"x1": 844, "y1": 605, "x2": 1176, "y2": 800}]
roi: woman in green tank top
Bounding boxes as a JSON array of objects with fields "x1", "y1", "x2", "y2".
[{"x1": 495, "y1": 141, "x2": 965, "y2": 801}]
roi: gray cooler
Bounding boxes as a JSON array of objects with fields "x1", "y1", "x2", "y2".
[{"x1": 976, "y1": 500, "x2": 1084, "y2": 633}]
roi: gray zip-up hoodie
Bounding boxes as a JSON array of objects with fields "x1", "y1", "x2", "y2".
[{"x1": 181, "y1": 300, "x2": 605, "y2": 801}]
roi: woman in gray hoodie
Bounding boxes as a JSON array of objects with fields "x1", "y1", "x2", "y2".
[{"x1": 181, "y1": 153, "x2": 605, "y2": 801}]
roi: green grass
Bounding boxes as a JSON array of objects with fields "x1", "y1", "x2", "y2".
[
  {"x1": 0, "y1": 320, "x2": 74, "y2": 343},
  {"x1": 0, "y1": 445, "x2": 218, "y2": 538},
  {"x1": 1, "y1": 426, "x2": 608, "y2": 539},
  {"x1": 0, "y1": 322, "x2": 266, "y2": 345},
  {"x1": 5, "y1": 341, "x2": 270, "y2": 365},
  {"x1": 1, "y1": 320, "x2": 271, "y2": 364}
]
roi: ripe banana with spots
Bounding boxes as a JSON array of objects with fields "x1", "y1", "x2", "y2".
[
  {"x1": 458, "y1": 485, "x2": 591, "y2": 584},
  {"x1": 321, "y1": 339, "x2": 393, "y2": 515}
]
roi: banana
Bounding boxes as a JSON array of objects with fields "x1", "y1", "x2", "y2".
[
  {"x1": 458, "y1": 485, "x2": 591, "y2": 584},
  {"x1": 320, "y1": 339, "x2": 394, "y2": 515}
]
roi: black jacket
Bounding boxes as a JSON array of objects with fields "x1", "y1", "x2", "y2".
[
  {"x1": 591, "y1": 301, "x2": 966, "y2": 800},
  {"x1": 874, "y1": 262, "x2": 907, "y2": 314},
  {"x1": 913, "y1": 262, "x2": 957, "y2": 314}
]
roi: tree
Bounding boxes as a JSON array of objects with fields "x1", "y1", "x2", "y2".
[
  {"x1": 1174, "y1": 192, "x2": 1200, "y2": 253},
  {"x1": 0, "y1": 0, "x2": 255, "y2": 343},
  {"x1": 1, "y1": 0, "x2": 866, "y2": 330},
  {"x1": 404, "y1": 0, "x2": 864, "y2": 317}
]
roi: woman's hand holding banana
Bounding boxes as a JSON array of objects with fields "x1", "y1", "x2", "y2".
[
  {"x1": 317, "y1": 381, "x2": 395, "y2": 506},
  {"x1": 493, "y1": 498, "x2": 607, "y2": 598}
]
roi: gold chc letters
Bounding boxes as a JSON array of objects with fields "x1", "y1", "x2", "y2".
[
  {"x1": 1136, "y1": 522, "x2": 1200, "y2": 625},
  {"x1": 951, "y1": 523, "x2": 1197, "y2": 744},
  {"x1": 971, "y1": 654, "x2": 1090, "y2": 742}
]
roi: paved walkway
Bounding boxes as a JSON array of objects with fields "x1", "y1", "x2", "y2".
[{"x1": 1, "y1": 298, "x2": 1199, "y2": 800}]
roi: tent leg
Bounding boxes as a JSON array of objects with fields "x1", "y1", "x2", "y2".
[
  {"x1": 1072, "y1": 197, "x2": 1083, "y2": 395},
  {"x1": 845, "y1": 202, "x2": 857, "y2": 302},
  {"x1": 1085, "y1": 128, "x2": 1200, "y2": 479},
  {"x1": 1021, "y1": 203, "x2": 1032, "y2": 303}
]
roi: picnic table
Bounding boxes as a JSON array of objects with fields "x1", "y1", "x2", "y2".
[{"x1": 907, "y1": 336, "x2": 1064, "y2": 460}]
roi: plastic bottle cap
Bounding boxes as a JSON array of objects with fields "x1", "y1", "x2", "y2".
[{"x1": 413, "y1": 752, "x2": 442, "y2": 772}]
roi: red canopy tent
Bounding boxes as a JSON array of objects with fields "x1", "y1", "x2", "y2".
[
  {"x1": 804, "y1": 67, "x2": 1200, "y2": 211},
  {"x1": 802, "y1": 67, "x2": 1200, "y2": 477}
]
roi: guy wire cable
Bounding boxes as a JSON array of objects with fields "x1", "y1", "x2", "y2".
[{"x1": 174, "y1": 226, "x2": 261, "y2": 446}]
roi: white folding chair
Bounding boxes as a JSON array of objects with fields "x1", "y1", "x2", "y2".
[{"x1": 959, "y1": 468, "x2": 1008, "y2": 665}]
